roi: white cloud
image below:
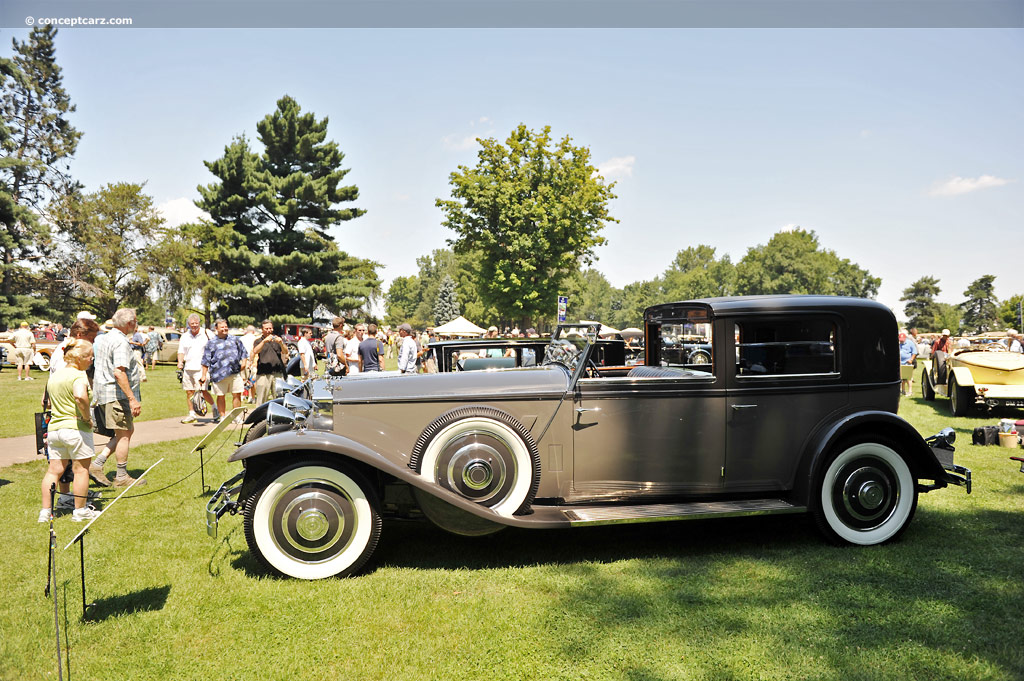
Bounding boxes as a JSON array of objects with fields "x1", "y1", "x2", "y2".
[
  {"x1": 441, "y1": 133, "x2": 479, "y2": 151},
  {"x1": 779, "y1": 223, "x2": 800, "y2": 232},
  {"x1": 157, "y1": 197, "x2": 208, "y2": 226},
  {"x1": 928, "y1": 175, "x2": 1013, "y2": 197},
  {"x1": 597, "y1": 155, "x2": 636, "y2": 179}
]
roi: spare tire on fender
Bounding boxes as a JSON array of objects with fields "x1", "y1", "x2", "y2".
[{"x1": 410, "y1": 406, "x2": 541, "y2": 517}]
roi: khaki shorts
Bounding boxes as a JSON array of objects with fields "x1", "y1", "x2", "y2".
[
  {"x1": 211, "y1": 373, "x2": 243, "y2": 396},
  {"x1": 13, "y1": 347, "x2": 33, "y2": 366},
  {"x1": 182, "y1": 369, "x2": 205, "y2": 391},
  {"x1": 100, "y1": 399, "x2": 133, "y2": 431},
  {"x1": 47, "y1": 428, "x2": 95, "y2": 460}
]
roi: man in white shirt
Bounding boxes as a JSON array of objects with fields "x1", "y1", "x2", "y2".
[
  {"x1": 297, "y1": 328, "x2": 316, "y2": 378},
  {"x1": 397, "y1": 323, "x2": 419, "y2": 374},
  {"x1": 1007, "y1": 329, "x2": 1023, "y2": 354},
  {"x1": 177, "y1": 313, "x2": 217, "y2": 423},
  {"x1": 345, "y1": 324, "x2": 364, "y2": 374}
]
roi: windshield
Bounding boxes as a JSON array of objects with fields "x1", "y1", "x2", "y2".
[{"x1": 543, "y1": 324, "x2": 598, "y2": 374}]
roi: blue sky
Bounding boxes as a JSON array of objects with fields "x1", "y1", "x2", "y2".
[{"x1": 17, "y1": 28, "x2": 1024, "y2": 319}]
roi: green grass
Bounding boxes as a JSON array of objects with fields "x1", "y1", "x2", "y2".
[
  {"x1": 0, "y1": 363, "x2": 197, "y2": 438},
  {"x1": 1, "y1": 397, "x2": 1022, "y2": 679}
]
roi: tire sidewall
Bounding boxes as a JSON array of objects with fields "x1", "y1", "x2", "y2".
[
  {"x1": 247, "y1": 462, "x2": 378, "y2": 579},
  {"x1": 818, "y1": 441, "x2": 916, "y2": 545}
]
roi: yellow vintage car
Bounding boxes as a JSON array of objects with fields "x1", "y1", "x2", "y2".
[{"x1": 922, "y1": 337, "x2": 1024, "y2": 415}]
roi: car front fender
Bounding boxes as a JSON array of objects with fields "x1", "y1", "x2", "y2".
[
  {"x1": 794, "y1": 410, "x2": 949, "y2": 504},
  {"x1": 226, "y1": 430, "x2": 562, "y2": 529},
  {"x1": 243, "y1": 399, "x2": 283, "y2": 426}
]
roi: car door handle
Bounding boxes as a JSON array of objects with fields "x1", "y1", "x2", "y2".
[
  {"x1": 731, "y1": 404, "x2": 757, "y2": 410},
  {"x1": 575, "y1": 407, "x2": 600, "y2": 414}
]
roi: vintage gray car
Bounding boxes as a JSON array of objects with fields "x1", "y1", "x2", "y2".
[{"x1": 207, "y1": 296, "x2": 971, "y2": 580}]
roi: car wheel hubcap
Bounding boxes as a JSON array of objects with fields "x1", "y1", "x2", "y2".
[
  {"x1": 834, "y1": 460, "x2": 898, "y2": 529},
  {"x1": 271, "y1": 482, "x2": 354, "y2": 562},
  {"x1": 438, "y1": 434, "x2": 513, "y2": 505}
]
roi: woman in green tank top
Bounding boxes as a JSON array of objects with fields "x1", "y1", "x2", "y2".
[{"x1": 39, "y1": 340, "x2": 97, "y2": 523}]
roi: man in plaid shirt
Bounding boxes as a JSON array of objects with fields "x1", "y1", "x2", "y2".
[
  {"x1": 200, "y1": 319, "x2": 249, "y2": 424},
  {"x1": 88, "y1": 308, "x2": 145, "y2": 487}
]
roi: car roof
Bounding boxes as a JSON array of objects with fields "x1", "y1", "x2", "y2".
[{"x1": 647, "y1": 295, "x2": 892, "y2": 318}]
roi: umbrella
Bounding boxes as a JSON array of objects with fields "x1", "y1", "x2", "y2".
[{"x1": 619, "y1": 327, "x2": 643, "y2": 339}]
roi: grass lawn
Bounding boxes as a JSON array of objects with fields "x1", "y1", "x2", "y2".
[
  {"x1": 1, "y1": 396, "x2": 1022, "y2": 679},
  {"x1": 0, "y1": 363, "x2": 194, "y2": 439}
]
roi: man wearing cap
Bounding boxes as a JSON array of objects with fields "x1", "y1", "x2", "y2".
[
  {"x1": 397, "y1": 323, "x2": 419, "y2": 374},
  {"x1": 12, "y1": 321, "x2": 36, "y2": 380}
]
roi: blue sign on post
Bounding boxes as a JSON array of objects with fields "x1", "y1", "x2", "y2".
[{"x1": 557, "y1": 295, "x2": 568, "y2": 323}]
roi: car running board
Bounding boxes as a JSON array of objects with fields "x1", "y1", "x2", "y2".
[{"x1": 528, "y1": 498, "x2": 806, "y2": 527}]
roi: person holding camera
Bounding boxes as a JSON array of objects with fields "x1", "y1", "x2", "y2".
[{"x1": 251, "y1": 319, "x2": 288, "y2": 405}]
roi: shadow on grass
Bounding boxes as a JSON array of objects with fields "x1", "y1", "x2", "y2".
[
  {"x1": 86, "y1": 584, "x2": 171, "y2": 622},
  {"x1": 0, "y1": 478, "x2": 10, "y2": 488},
  {"x1": 536, "y1": 507, "x2": 1024, "y2": 680}
]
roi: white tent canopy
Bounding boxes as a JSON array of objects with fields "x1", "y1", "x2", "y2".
[
  {"x1": 433, "y1": 316, "x2": 488, "y2": 337},
  {"x1": 580, "y1": 320, "x2": 621, "y2": 338}
]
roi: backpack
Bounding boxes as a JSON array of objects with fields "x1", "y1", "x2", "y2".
[
  {"x1": 972, "y1": 426, "x2": 999, "y2": 446},
  {"x1": 327, "y1": 336, "x2": 348, "y2": 375}
]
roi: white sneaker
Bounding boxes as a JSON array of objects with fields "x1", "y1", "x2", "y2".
[
  {"x1": 232, "y1": 415, "x2": 245, "y2": 425},
  {"x1": 38, "y1": 508, "x2": 52, "y2": 523},
  {"x1": 72, "y1": 505, "x2": 101, "y2": 522},
  {"x1": 212, "y1": 408, "x2": 221, "y2": 421},
  {"x1": 181, "y1": 413, "x2": 197, "y2": 424},
  {"x1": 25, "y1": 376, "x2": 35, "y2": 380}
]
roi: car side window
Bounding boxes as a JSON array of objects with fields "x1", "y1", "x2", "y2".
[
  {"x1": 659, "y1": 321, "x2": 713, "y2": 374},
  {"x1": 735, "y1": 319, "x2": 837, "y2": 377}
]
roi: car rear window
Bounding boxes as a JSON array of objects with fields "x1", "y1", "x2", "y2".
[
  {"x1": 735, "y1": 319, "x2": 837, "y2": 376},
  {"x1": 660, "y1": 320, "x2": 713, "y2": 373}
]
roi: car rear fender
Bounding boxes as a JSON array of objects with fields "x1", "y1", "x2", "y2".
[
  {"x1": 793, "y1": 410, "x2": 947, "y2": 504},
  {"x1": 950, "y1": 366, "x2": 975, "y2": 388},
  {"x1": 227, "y1": 430, "x2": 541, "y2": 528}
]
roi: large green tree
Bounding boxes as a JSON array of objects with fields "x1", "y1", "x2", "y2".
[
  {"x1": 661, "y1": 245, "x2": 736, "y2": 301},
  {"x1": 900, "y1": 276, "x2": 942, "y2": 331},
  {"x1": 195, "y1": 96, "x2": 380, "y2": 322},
  {"x1": 47, "y1": 182, "x2": 165, "y2": 319},
  {"x1": 0, "y1": 27, "x2": 81, "y2": 327},
  {"x1": 998, "y1": 293, "x2": 1023, "y2": 330},
  {"x1": 735, "y1": 229, "x2": 880, "y2": 298},
  {"x1": 961, "y1": 275, "x2": 999, "y2": 334},
  {"x1": 570, "y1": 268, "x2": 620, "y2": 325},
  {"x1": 385, "y1": 248, "x2": 493, "y2": 329},
  {"x1": 437, "y1": 124, "x2": 617, "y2": 328}
]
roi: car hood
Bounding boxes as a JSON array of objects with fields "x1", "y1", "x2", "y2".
[{"x1": 330, "y1": 365, "x2": 570, "y2": 403}]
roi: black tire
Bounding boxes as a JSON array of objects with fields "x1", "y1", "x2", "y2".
[
  {"x1": 921, "y1": 368, "x2": 935, "y2": 401},
  {"x1": 812, "y1": 438, "x2": 918, "y2": 546},
  {"x1": 242, "y1": 459, "x2": 381, "y2": 579},
  {"x1": 410, "y1": 406, "x2": 541, "y2": 517},
  {"x1": 243, "y1": 420, "x2": 268, "y2": 443},
  {"x1": 949, "y1": 377, "x2": 972, "y2": 417}
]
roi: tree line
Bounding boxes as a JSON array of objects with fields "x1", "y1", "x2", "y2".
[{"x1": 2, "y1": 29, "x2": 1017, "y2": 333}]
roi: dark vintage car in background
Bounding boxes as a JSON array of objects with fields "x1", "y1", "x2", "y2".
[
  {"x1": 428, "y1": 336, "x2": 626, "y2": 373},
  {"x1": 207, "y1": 296, "x2": 971, "y2": 580}
]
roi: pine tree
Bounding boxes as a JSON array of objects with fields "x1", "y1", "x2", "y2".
[
  {"x1": 432, "y1": 275, "x2": 460, "y2": 325},
  {"x1": 195, "y1": 96, "x2": 379, "y2": 322},
  {"x1": 0, "y1": 27, "x2": 81, "y2": 327},
  {"x1": 900, "y1": 276, "x2": 942, "y2": 331},
  {"x1": 961, "y1": 275, "x2": 999, "y2": 334}
]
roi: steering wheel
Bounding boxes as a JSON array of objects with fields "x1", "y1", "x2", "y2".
[{"x1": 585, "y1": 360, "x2": 603, "y2": 378}]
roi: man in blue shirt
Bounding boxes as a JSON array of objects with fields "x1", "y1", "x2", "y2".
[
  {"x1": 898, "y1": 329, "x2": 918, "y2": 396},
  {"x1": 200, "y1": 319, "x2": 249, "y2": 423}
]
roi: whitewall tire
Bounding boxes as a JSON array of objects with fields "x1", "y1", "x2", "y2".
[
  {"x1": 814, "y1": 441, "x2": 917, "y2": 546},
  {"x1": 243, "y1": 462, "x2": 380, "y2": 579}
]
